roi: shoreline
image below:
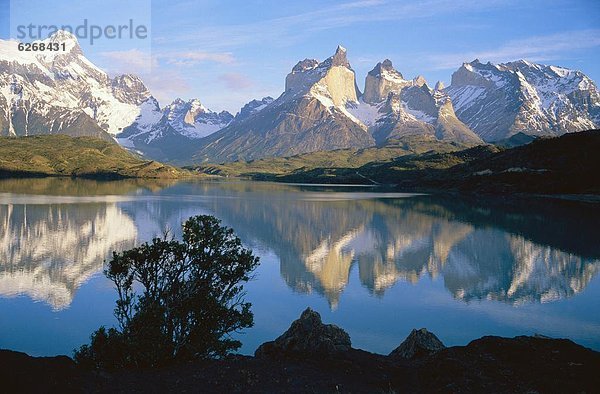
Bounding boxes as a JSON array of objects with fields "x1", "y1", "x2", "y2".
[
  {"x1": 2, "y1": 309, "x2": 599, "y2": 392},
  {"x1": 2, "y1": 173, "x2": 600, "y2": 205}
]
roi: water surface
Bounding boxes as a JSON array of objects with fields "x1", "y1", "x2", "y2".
[{"x1": 0, "y1": 178, "x2": 598, "y2": 356}]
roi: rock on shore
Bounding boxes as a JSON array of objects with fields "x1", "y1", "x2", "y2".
[
  {"x1": 2, "y1": 308, "x2": 599, "y2": 393},
  {"x1": 255, "y1": 307, "x2": 351, "y2": 358},
  {"x1": 389, "y1": 328, "x2": 446, "y2": 360}
]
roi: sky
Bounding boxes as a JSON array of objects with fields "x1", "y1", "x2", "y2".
[{"x1": 2, "y1": 0, "x2": 600, "y2": 113}]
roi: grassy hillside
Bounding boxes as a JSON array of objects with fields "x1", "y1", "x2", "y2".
[
  {"x1": 275, "y1": 144, "x2": 499, "y2": 184},
  {"x1": 0, "y1": 135, "x2": 186, "y2": 179},
  {"x1": 279, "y1": 130, "x2": 600, "y2": 194},
  {"x1": 195, "y1": 129, "x2": 600, "y2": 195},
  {"x1": 193, "y1": 135, "x2": 464, "y2": 178}
]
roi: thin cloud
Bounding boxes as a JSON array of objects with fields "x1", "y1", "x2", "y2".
[
  {"x1": 219, "y1": 73, "x2": 253, "y2": 90},
  {"x1": 154, "y1": 0, "x2": 518, "y2": 50},
  {"x1": 427, "y1": 29, "x2": 600, "y2": 70},
  {"x1": 337, "y1": 0, "x2": 386, "y2": 10},
  {"x1": 145, "y1": 70, "x2": 192, "y2": 106},
  {"x1": 99, "y1": 49, "x2": 157, "y2": 75},
  {"x1": 164, "y1": 51, "x2": 235, "y2": 66}
]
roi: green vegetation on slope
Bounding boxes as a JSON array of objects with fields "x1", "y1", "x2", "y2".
[
  {"x1": 194, "y1": 129, "x2": 600, "y2": 195},
  {"x1": 0, "y1": 135, "x2": 186, "y2": 179},
  {"x1": 192, "y1": 135, "x2": 464, "y2": 178},
  {"x1": 280, "y1": 130, "x2": 600, "y2": 194},
  {"x1": 275, "y1": 144, "x2": 499, "y2": 184}
]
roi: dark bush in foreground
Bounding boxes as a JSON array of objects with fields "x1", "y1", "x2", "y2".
[{"x1": 75, "y1": 215, "x2": 259, "y2": 369}]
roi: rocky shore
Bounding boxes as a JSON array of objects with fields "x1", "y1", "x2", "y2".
[{"x1": 2, "y1": 308, "x2": 599, "y2": 393}]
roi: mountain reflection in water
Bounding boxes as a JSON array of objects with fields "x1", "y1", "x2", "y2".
[
  {"x1": 197, "y1": 184, "x2": 600, "y2": 309},
  {"x1": 0, "y1": 202, "x2": 136, "y2": 310},
  {"x1": 0, "y1": 179, "x2": 598, "y2": 312}
]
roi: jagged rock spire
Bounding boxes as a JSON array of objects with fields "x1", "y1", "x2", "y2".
[
  {"x1": 324, "y1": 45, "x2": 351, "y2": 68},
  {"x1": 368, "y1": 59, "x2": 402, "y2": 79},
  {"x1": 363, "y1": 59, "x2": 410, "y2": 104}
]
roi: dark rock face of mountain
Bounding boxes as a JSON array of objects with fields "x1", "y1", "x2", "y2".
[
  {"x1": 447, "y1": 59, "x2": 600, "y2": 141},
  {"x1": 194, "y1": 97, "x2": 373, "y2": 163}
]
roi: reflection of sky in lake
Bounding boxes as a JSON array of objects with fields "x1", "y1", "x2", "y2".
[{"x1": 0, "y1": 178, "x2": 598, "y2": 356}]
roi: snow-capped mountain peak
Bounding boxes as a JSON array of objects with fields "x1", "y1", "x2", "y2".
[
  {"x1": 0, "y1": 30, "x2": 82, "y2": 66},
  {"x1": 46, "y1": 30, "x2": 81, "y2": 53},
  {"x1": 0, "y1": 30, "x2": 152, "y2": 138},
  {"x1": 192, "y1": 46, "x2": 376, "y2": 162},
  {"x1": 118, "y1": 97, "x2": 234, "y2": 155},
  {"x1": 1, "y1": 30, "x2": 235, "y2": 160},
  {"x1": 111, "y1": 74, "x2": 152, "y2": 105},
  {"x1": 347, "y1": 59, "x2": 482, "y2": 145},
  {"x1": 189, "y1": 98, "x2": 209, "y2": 113},
  {"x1": 447, "y1": 59, "x2": 600, "y2": 141},
  {"x1": 369, "y1": 59, "x2": 405, "y2": 81},
  {"x1": 162, "y1": 98, "x2": 233, "y2": 137}
]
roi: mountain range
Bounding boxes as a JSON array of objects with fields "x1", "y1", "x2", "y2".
[{"x1": 1, "y1": 31, "x2": 599, "y2": 164}]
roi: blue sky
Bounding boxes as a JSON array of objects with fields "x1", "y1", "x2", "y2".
[{"x1": 2, "y1": 0, "x2": 600, "y2": 113}]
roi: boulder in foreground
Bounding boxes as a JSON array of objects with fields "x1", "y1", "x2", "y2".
[
  {"x1": 389, "y1": 328, "x2": 446, "y2": 360},
  {"x1": 255, "y1": 307, "x2": 351, "y2": 358}
]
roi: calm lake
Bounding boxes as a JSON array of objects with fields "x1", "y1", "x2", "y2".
[{"x1": 0, "y1": 178, "x2": 599, "y2": 356}]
